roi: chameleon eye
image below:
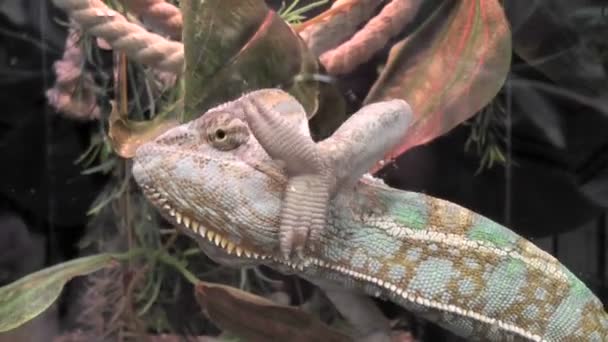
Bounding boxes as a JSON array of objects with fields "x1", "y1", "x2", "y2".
[
  {"x1": 205, "y1": 115, "x2": 249, "y2": 151},
  {"x1": 214, "y1": 129, "x2": 227, "y2": 141}
]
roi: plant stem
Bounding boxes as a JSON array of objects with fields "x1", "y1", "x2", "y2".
[{"x1": 155, "y1": 250, "x2": 201, "y2": 285}]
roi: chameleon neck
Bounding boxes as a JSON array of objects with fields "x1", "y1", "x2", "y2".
[{"x1": 288, "y1": 179, "x2": 608, "y2": 341}]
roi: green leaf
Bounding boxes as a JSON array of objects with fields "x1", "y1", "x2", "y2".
[
  {"x1": 366, "y1": 0, "x2": 511, "y2": 171},
  {"x1": 180, "y1": 0, "x2": 345, "y2": 126},
  {"x1": 109, "y1": 0, "x2": 346, "y2": 156},
  {"x1": 0, "y1": 253, "x2": 117, "y2": 332}
]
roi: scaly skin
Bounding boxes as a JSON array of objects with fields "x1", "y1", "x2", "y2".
[
  {"x1": 132, "y1": 89, "x2": 608, "y2": 341},
  {"x1": 241, "y1": 91, "x2": 411, "y2": 259}
]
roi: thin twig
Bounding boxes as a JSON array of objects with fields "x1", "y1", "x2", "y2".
[{"x1": 52, "y1": 0, "x2": 184, "y2": 73}]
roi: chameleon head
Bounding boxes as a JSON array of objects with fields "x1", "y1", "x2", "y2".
[{"x1": 132, "y1": 90, "x2": 299, "y2": 262}]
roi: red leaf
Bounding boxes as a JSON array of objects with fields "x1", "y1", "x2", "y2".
[{"x1": 365, "y1": 0, "x2": 511, "y2": 172}]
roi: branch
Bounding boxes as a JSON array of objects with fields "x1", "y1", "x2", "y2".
[
  {"x1": 52, "y1": 0, "x2": 184, "y2": 74},
  {"x1": 320, "y1": 0, "x2": 422, "y2": 75}
]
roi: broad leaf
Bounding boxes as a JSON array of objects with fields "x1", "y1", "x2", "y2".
[
  {"x1": 110, "y1": 0, "x2": 346, "y2": 156},
  {"x1": 366, "y1": 1, "x2": 511, "y2": 171},
  {"x1": 0, "y1": 253, "x2": 116, "y2": 332},
  {"x1": 181, "y1": 0, "x2": 343, "y2": 121},
  {"x1": 195, "y1": 282, "x2": 350, "y2": 342}
]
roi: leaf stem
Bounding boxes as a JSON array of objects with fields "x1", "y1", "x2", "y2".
[
  {"x1": 113, "y1": 247, "x2": 201, "y2": 284},
  {"x1": 155, "y1": 250, "x2": 201, "y2": 285}
]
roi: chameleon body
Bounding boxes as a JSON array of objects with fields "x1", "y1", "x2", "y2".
[{"x1": 132, "y1": 89, "x2": 608, "y2": 341}]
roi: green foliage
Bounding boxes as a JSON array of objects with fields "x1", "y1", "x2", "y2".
[
  {"x1": 465, "y1": 98, "x2": 508, "y2": 172},
  {"x1": 279, "y1": 0, "x2": 329, "y2": 24},
  {"x1": 0, "y1": 254, "x2": 119, "y2": 332},
  {"x1": 0, "y1": 247, "x2": 206, "y2": 333}
]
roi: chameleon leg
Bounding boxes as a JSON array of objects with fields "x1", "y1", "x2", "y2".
[
  {"x1": 241, "y1": 92, "x2": 412, "y2": 259},
  {"x1": 314, "y1": 278, "x2": 392, "y2": 342},
  {"x1": 317, "y1": 99, "x2": 413, "y2": 190},
  {"x1": 242, "y1": 96, "x2": 336, "y2": 259}
]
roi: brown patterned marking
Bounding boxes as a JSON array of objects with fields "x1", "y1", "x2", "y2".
[
  {"x1": 576, "y1": 300, "x2": 608, "y2": 339},
  {"x1": 375, "y1": 237, "x2": 497, "y2": 308},
  {"x1": 425, "y1": 196, "x2": 475, "y2": 235},
  {"x1": 507, "y1": 272, "x2": 570, "y2": 336},
  {"x1": 365, "y1": 236, "x2": 409, "y2": 287},
  {"x1": 403, "y1": 235, "x2": 581, "y2": 339},
  {"x1": 515, "y1": 238, "x2": 560, "y2": 267},
  {"x1": 509, "y1": 238, "x2": 571, "y2": 285},
  {"x1": 141, "y1": 144, "x2": 280, "y2": 255},
  {"x1": 443, "y1": 247, "x2": 502, "y2": 313},
  {"x1": 368, "y1": 230, "x2": 584, "y2": 340},
  {"x1": 311, "y1": 234, "x2": 556, "y2": 341},
  {"x1": 216, "y1": 161, "x2": 229, "y2": 173},
  {"x1": 356, "y1": 238, "x2": 537, "y2": 339},
  {"x1": 148, "y1": 185, "x2": 276, "y2": 257},
  {"x1": 456, "y1": 206, "x2": 475, "y2": 233}
]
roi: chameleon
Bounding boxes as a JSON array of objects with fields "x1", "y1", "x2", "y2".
[{"x1": 132, "y1": 89, "x2": 608, "y2": 341}]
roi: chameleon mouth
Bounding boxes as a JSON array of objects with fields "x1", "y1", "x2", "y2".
[{"x1": 139, "y1": 184, "x2": 269, "y2": 260}]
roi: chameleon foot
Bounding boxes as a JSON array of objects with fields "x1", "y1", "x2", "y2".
[
  {"x1": 242, "y1": 93, "x2": 336, "y2": 259},
  {"x1": 280, "y1": 173, "x2": 333, "y2": 258},
  {"x1": 241, "y1": 90, "x2": 412, "y2": 260}
]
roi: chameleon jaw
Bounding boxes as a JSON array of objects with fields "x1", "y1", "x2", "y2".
[
  {"x1": 139, "y1": 184, "x2": 327, "y2": 271},
  {"x1": 139, "y1": 184, "x2": 269, "y2": 261}
]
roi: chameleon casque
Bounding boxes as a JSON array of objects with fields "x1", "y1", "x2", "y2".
[{"x1": 132, "y1": 89, "x2": 608, "y2": 341}]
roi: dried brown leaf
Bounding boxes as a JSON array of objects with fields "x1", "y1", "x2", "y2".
[{"x1": 194, "y1": 282, "x2": 351, "y2": 342}]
